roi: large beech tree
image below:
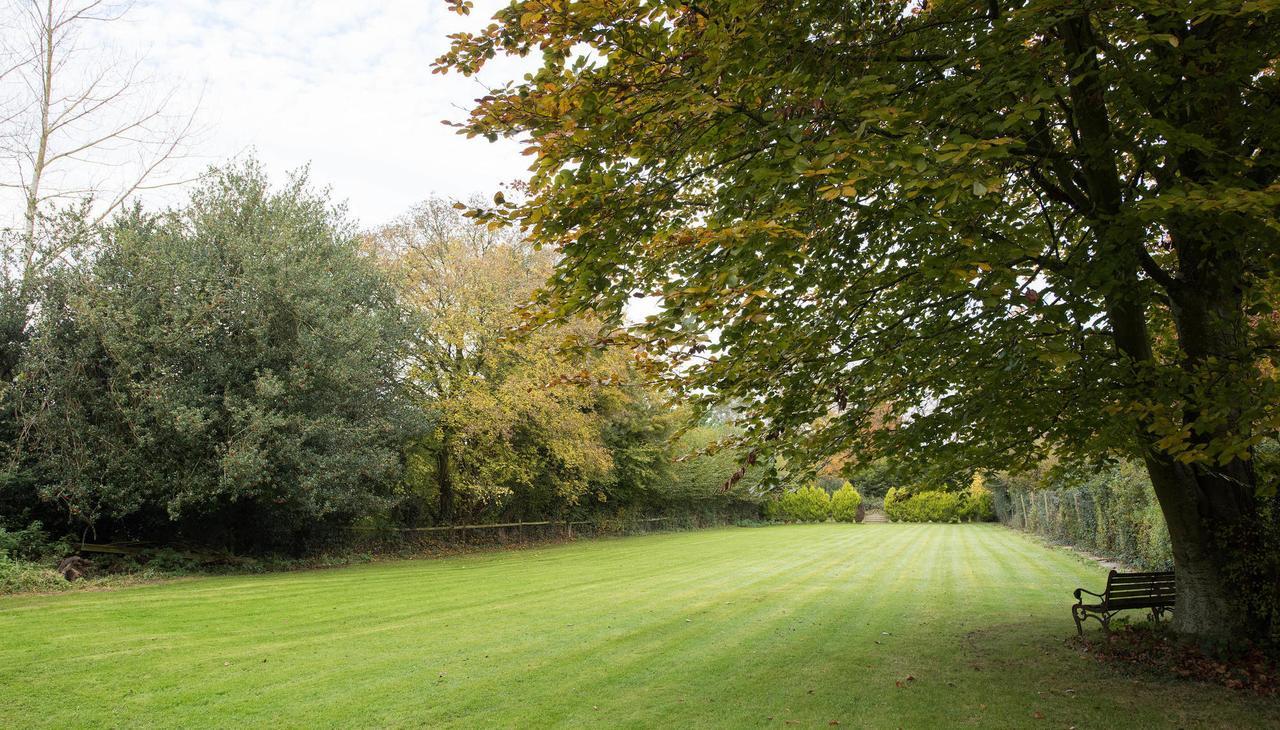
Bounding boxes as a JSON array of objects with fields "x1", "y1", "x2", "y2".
[{"x1": 440, "y1": 0, "x2": 1280, "y2": 641}]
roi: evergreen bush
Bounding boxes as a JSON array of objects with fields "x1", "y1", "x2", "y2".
[
  {"x1": 766, "y1": 484, "x2": 832, "y2": 523},
  {"x1": 830, "y1": 482, "x2": 862, "y2": 523}
]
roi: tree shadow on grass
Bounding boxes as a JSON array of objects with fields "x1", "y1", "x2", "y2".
[{"x1": 945, "y1": 619, "x2": 1280, "y2": 729}]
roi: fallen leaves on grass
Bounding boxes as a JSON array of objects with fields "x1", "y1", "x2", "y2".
[{"x1": 1075, "y1": 625, "x2": 1278, "y2": 697}]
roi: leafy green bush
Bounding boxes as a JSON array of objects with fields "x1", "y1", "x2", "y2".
[
  {"x1": 766, "y1": 484, "x2": 831, "y2": 522},
  {"x1": 884, "y1": 486, "x2": 901, "y2": 515},
  {"x1": 913, "y1": 491, "x2": 962, "y2": 522},
  {"x1": 960, "y1": 490, "x2": 995, "y2": 522},
  {"x1": 144, "y1": 548, "x2": 201, "y2": 574},
  {"x1": 884, "y1": 487, "x2": 964, "y2": 522},
  {"x1": 830, "y1": 482, "x2": 863, "y2": 522},
  {"x1": 0, "y1": 521, "x2": 67, "y2": 561},
  {"x1": 883, "y1": 475, "x2": 995, "y2": 524},
  {"x1": 959, "y1": 474, "x2": 996, "y2": 522},
  {"x1": 14, "y1": 162, "x2": 419, "y2": 551},
  {"x1": 843, "y1": 458, "x2": 898, "y2": 499},
  {"x1": 0, "y1": 553, "x2": 66, "y2": 594}
]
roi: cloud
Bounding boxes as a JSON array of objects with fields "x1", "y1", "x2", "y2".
[{"x1": 97, "y1": 0, "x2": 531, "y2": 227}]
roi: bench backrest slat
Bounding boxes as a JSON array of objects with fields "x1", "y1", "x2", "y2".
[
  {"x1": 1106, "y1": 571, "x2": 1173, "y2": 585},
  {"x1": 1107, "y1": 589, "x2": 1176, "y2": 597},
  {"x1": 1107, "y1": 582, "x2": 1175, "y2": 591},
  {"x1": 1107, "y1": 581, "x2": 1175, "y2": 588},
  {"x1": 1096, "y1": 570, "x2": 1176, "y2": 609}
]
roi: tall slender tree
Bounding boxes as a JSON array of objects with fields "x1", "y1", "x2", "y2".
[{"x1": 0, "y1": 0, "x2": 197, "y2": 297}]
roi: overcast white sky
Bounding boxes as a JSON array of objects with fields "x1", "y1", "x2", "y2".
[{"x1": 93, "y1": 0, "x2": 529, "y2": 227}]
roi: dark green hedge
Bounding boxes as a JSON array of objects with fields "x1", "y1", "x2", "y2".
[{"x1": 989, "y1": 461, "x2": 1172, "y2": 570}]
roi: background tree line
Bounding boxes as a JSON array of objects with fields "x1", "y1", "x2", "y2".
[{"x1": 0, "y1": 161, "x2": 768, "y2": 555}]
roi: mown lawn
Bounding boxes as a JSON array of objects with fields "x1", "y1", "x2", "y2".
[{"x1": 2, "y1": 524, "x2": 1275, "y2": 728}]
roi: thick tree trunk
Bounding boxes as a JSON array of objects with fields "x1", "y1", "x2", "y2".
[
  {"x1": 1155, "y1": 218, "x2": 1272, "y2": 641},
  {"x1": 1142, "y1": 455, "x2": 1267, "y2": 641},
  {"x1": 1056, "y1": 12, "x2": 1274, "y2": 644},
  {"x1": 1107, "y1": 247, "x2": 1273, "y2": 642},
  {"x1": 437, "y1": 435, "x2": 455, "y2": 523}
]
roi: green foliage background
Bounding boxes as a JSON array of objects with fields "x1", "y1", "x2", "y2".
[
  {"x1": 989, "y1": 461, "x2": 1174, "y2": 570},
  {"x1": 884, "y1": 481, "x2": 995, "y2": 524},
  {"x1": 0, "y1": 164, "x2": 773, "y2": 559}
]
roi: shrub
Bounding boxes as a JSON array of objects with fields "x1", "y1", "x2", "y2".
[
  {"x1": 144, "y1": 548, "x2": 201, "y2": 574},
  {"x1": 0, "y1": 553, "x2": 67, "y2": 594},
  {"x1": 884, "y1": 486, "x2": 900, "y2": 514},
  {"x1": 913, "y1": 490, "x2": 963, "y2": 522},
  {"x1": 959, "y1": 474, "x2": 996, "y2": 522},
  {"x1": 0, "y1": 521, "x2": 67, "y2": 561},
  {"x1": 767, "y1": 484, "x2": 832, "y2": 522},
  {"x1": 843, "y1": 457, "x2": 899, "y2": 499},
  {"x1": 15, "y1": 162, "x2": 419, "y2": 552},
  {"x1": 830, "y1": 482, "x2": 863, "y2": 522},
  {"x1": 961, "y1": 489, "x2": 995, "y2": 522},
  {"x1": 884, "y1": 487, "x2": 963, "y2": 523}
]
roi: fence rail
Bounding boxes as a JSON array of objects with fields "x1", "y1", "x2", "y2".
[{"x1": 344, "y1": 517, "x2": 676, "y2": 533}]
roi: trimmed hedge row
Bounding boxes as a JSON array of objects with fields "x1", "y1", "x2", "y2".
[
  {"x1": 989, "y1": 461, "x2": 1173, "y2": 570},
  {"x1": 883, "y1": 481, "x2": 994, "y2": 523},
  {"x1": 765, "y1": 482, "x2": 863, "y2": 523}
]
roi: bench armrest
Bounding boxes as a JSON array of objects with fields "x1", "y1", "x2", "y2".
[{"x1": 1074, "y1": 587, "x2": 1104, "y2": 602}]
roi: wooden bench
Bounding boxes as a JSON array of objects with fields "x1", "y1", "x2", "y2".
[{"x1": 1072, "y1": 569, "x2": 1175, "y2": 635}]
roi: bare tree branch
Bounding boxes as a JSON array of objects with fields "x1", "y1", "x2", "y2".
[{"x1": 0, "y1": 0, "x2": 199, "y2": 297}]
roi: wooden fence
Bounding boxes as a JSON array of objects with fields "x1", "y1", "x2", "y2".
[{"x1": 344, "y1": 516, "x2": 675, "y2": 537}]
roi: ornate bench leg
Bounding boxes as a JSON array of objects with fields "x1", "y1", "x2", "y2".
[{"x1": 1073, "y1": 605, "x2": 1085, "y2": 636}]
